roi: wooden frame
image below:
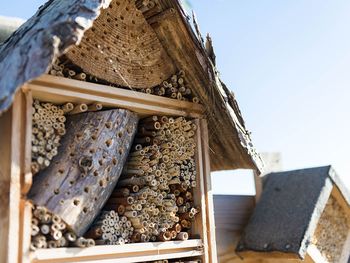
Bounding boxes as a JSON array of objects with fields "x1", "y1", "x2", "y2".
[{"x1": 1, "y1": 74, "x2": 217, "y2": 263}]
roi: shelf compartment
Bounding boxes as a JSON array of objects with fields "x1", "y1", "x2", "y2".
[
  {"x1": 31, "y1": 239, "x2": 203, "y2": 263},
  {"x1": 27, "y1": 75, "x2": 204, "y2": 118}
]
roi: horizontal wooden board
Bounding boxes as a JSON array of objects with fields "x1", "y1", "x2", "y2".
[
  {"x1": 31, "y1": 239, "x2": 203, "y2": 263},
  {"x1": 28, "y1": 75, "x2": 204, "y2": 118}
]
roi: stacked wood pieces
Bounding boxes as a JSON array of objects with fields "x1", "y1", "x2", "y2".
[
  {"x1": 31, "y1": 205, "x2": 95, "y2": 250},
  {"x1": 29, "y1": 109, "x2": 139, "y2": 237},
  {"x1": 311, "y1": 196, "x2": 349, "y2": 262},
  {"x1": 140, "y1": 71, "x2": 200, "y2": 103},
  {"x1": 97, "y1": 116, "x2": 199, "y2": 244},
  {"x1": 85, "y1": 210, "x2": 133, "y2": 245},
  {"x1": 31, "y1": 100, "x2": 103, "y2": 175}
]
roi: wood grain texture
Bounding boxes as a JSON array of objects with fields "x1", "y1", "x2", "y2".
[
  {"x1": 28, "y1": 109, "x2": 138, "y2": 236},
  {"x1": 0, "y1": 99, "x2": 12, "y2": 263},
  {"x1": 144, "y1": 1, "x2": 263, "y2": 172},
  {"x1": 0, "y1": 0, "x2": 111, "y2": 115}
]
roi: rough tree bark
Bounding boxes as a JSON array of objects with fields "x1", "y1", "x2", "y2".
[
  {"x1": 28, "y1": 109, "x2": 138, "y2": 236},
  {"x1": 0, "y1": 0, "x2": 111, "y2": 115}
]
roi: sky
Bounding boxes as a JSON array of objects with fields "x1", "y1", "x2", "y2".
[{"x1": 1, "y1": 0, "x2": 350, "y2": 194}]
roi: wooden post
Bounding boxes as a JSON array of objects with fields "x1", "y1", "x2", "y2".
[
  {"x1": 199, "y1": 119, "x2": 218, "y2": 262},
  {"x1": 0, "y1": 91, "x2": 26, "y2": 263}
]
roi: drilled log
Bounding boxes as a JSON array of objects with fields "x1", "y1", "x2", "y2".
[{"x1": 29, "y1": 109, "x2": 138, "y2": 236}]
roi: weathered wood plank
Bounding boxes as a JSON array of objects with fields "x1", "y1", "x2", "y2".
[
  {"x1": 28, "y1": 109, "x2": 139, "y2": 236},
  {"x1": 32, "y1": 239, "x2": 203, "y2": 263},
  {"x1": 145, "y1": 2, "x2": 262, "y2": 172},
  {"x1": 29, "y1": 75, "x2": 204, "y2": 118},
  {"x1": 0, "y1": 97, "x2": 13, "y2": 263},
  {"x1": 200, "y1": 119, "x2": 218, "y2": 263}
]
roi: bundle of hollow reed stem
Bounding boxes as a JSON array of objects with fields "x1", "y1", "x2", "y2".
[
  {"x1": 85, "y1": 210, "x2": 134, "y2": 245},
  {"x1": 31, "y1": 100, "x2": 103, "y2": 175},
  {"x1": 50, "y1": 57, "x2": 199, "y2": 103},
  {"x1": 31, "y1": 206, "x2": 95, "y2": 250},
  {"x1": 140, "y1": 71, "x2": 200, "y2": 103},
  {"x1": 92, "y1": 116, "x2": 199, "y2": 243},
  {"x1": 311, "y1": 196, "x2": 350, "y2": 262}
]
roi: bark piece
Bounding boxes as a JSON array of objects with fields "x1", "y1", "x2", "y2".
[{"x1": 28, "y1": 109, "x2": 138, "y2": 236}]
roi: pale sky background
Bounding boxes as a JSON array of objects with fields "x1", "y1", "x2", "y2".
[{"x1": 1, "y1": 0, "x2": 350, "y2": 195}]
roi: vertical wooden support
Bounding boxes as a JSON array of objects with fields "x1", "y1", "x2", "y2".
[
  {"x1": 19, "y1": 87, "x2": 34, "y2": 263},
  {"x1": 0, "y1": 91, "x2": 26, "y2": 263},
  {"x1": 199, "y1": 119, "x2": 218, "y2": 262},
  {"x1": 192, "y1": 120, "x2": 209, "y2": 262},
  {"x1": 254, "y1": 171, "x2": 263, "y2": 203}
]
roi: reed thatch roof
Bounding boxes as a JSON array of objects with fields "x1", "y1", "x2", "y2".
[{"x1": 0, "y1": 0, "x2": 263, "y2": 172}]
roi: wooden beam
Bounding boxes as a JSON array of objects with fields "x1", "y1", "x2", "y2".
[
  {"x1": 193, "y1": 120, "x2": 209, "y2": 262},
  {"x1": 0, "y1": 91, "x2": 26, "y2": 263},
  {"x1": 31, "y1": 239, "x2": 203, "y2": 263},
  {"x1": 200, "y1": 119, "x2": 218, "y2": 262},
  {"x1": 28, "y1": 75, "x2": 204, "y2": 118}
]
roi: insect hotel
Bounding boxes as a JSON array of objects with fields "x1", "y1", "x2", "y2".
[
  {"x1": 0, "y1": 1, "x2": 262, "y2": 262},
  {"x1": 234, "y1": 166, "x2": 350, "y2": 263}
]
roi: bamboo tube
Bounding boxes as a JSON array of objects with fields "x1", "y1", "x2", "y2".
[
  {"x1": 68, "y1": 104, "x2": 88, "y2": 115},
  {"x1": 88, "y1": 102, "x2": 103, "y2": 112}
]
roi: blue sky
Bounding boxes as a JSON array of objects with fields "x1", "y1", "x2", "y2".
[{"x1": 2, "y1": 0, "x2": 350, "y2": 194}]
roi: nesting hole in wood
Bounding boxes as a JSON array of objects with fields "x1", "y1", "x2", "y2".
[
  {"x1": 112, "y1": 158, "x2": 117, "y2": 165},
  {"x1": 73, "y1": 199, "x2": 80, "y2": 206},
  {"x1": 83, "y1": 207, "x2": 88, "y2": 214},
  {"x1": 54, "y1": 189, "x2": 60, "y2": 195},
  {"x1": 105, "y1": 139, "x2": 113, "y2": 148},
  {"x1": 84, "y1": 187, "x2": 90, "y2": 193}
]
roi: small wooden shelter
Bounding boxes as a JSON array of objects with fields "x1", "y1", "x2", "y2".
[
  {"x1": 237, "y1": 166, "x2": 350, "y2": 263},
  {"x1": 0, "y1": 1, "x2": 263, "y2": 263}
]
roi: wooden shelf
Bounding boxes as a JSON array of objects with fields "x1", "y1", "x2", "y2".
[
  {"x1": 27, "y1": 75, "x2": 204, "y2": 118},
  {"x1": 31, "y1": 239, "x2": 203, "y2": 263}
]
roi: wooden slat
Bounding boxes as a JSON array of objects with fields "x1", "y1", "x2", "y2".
[
  {"x1": 214, "y1": 195, "x2": 255, "y2": 232},
  {"x1": 0, "y1": 91, "x2": 26, "y2": 263},
  {"x1": 200, "y1": 119, "x2": 218, "y2": 262},
  {"x1": 0, "y1": 93, "x2": 13, "y2": 263},
  {"x1": 32, "y1": 239, "x2": 203, "y2": 263},
  {"x1": 28, "y1": 75, "x2": 204, "y2": 118},
  {"x1": 192, "y1": 120, "x2": 209, "y2": 262}
]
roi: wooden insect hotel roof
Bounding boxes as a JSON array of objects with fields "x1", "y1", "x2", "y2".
[
  {"x1": 0, "y1": 0, "x2": 263, "y2": 173},
  {"x1": 236, "y1": 166, "x2": 350, "y2": 262}
]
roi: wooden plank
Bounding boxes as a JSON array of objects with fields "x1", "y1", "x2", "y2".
[
  {"x1": 199, "y1": 119, "x2": 218, "y2": 262},
  {"x1": 34, "y1": 250, "x2": 202, "y2": 263},
  {"x1": 29, "y1": 75, "x2": 204, "y2": 118},
  {"x1": 20, "y1": 200, "x2": 33, "y2": 263},
  {"x1": 0, "y1": 93, "x2": 13, "y2": 263},
  {"x1": 192, "y1": 119, "x2": 209, "y2": 262},
  {"x1": 21, "y1": 87, "x2": 33, "y2": 195},
  {"x1": 214, "y1": 195, "x2": 255, "y2": 232},
  {"x1": 0, "y1": 91, "x2": 26, "y2": 263},
  {"x1": 32, "y1": 239, "x2": 203, "y2": 263},
  {"x1": 238, "y1": 250, "x2": 300, "y2": 261},
  {"x1": 306, "y1": 244, "x2": 327, "y2": 263}
]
